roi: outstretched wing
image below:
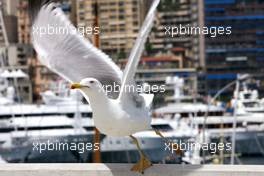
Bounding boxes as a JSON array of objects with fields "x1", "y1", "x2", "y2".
[
  {"x1": 118, "y1": 0, "x2": 160, "y2": 102},
  {"x1": 31, "y1": 3, "x2": 122, "y2": 99}
]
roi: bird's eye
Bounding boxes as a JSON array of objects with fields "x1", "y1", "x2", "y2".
[{"x1": 90, "y1": 81, "x2": 95, "y2": 84}]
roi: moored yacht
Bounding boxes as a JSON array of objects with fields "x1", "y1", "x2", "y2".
[
  {"x1": 0, "y1": 114, "x2": 97, "y2": 163},
  {"x1": 231, "y1": 85, "x2": 264, "y2": 115},
  {"x1": 153, "y1": 76, "x2": 264, "y2": 164},
  {"x1": 0, "y1": 88, "x2": 98, "y2": 163}
]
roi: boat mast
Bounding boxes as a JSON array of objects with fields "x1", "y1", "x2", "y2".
[
  {"x1": 93, "y1": 0, "x2": 101, "y2": 163},
  {"x1": 230, "y1": 79, "x2": 240, "y2": 164}
]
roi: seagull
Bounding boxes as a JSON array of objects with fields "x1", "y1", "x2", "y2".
[{"x1": 31, "y1": 0, "x2": 164, "y2": 173}]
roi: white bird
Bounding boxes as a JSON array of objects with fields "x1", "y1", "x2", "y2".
[{"x1": 31, "y1": 0, "x2": 163, "y2": 173}]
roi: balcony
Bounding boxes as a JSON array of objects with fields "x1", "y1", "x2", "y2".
[{"x1": 0, "y1": 164, "x2": 263, "y2": 176}]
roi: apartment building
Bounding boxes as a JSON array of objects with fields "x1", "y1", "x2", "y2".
[
  {"x1": 17, "y1": 0, "x2": 30, "y2": 44},
  {"x1": 204, "y1": 0, "x2": 264, "y2": 98},
  {"x1": 148, "y1": 0, "x2": 202, "y2": 66},
  {"x1": 76, "y1": 0, "x2": 144, "y2": 59},
  {"x1": 0, "y1": 0, "x2": 18, "y2": 46},
  {"x1": 0, "y1": 0, "x2": 33, "y2": 103}
]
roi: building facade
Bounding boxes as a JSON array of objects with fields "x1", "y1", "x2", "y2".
[
  {"x1": 0, "y1": 0, "x2": 33, "y2": 103},
  {"x1": 148, "y1": 0, "x2": 202, "y2": 66},
  {"x1": 204, "y1": 0, "x2": 264, "y2": 98},
  {"x1": 17, "y1": 0, "x2": 30, "y2": 44},
  {"x1": 76, "y1": 0, "x2": 144, "y2": 59}
]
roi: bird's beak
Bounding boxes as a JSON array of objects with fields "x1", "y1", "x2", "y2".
[{"x1": 70, "y1": 83, "x2": 83, "y2": 89}]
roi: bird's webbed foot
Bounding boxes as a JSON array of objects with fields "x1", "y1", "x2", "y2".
[{"x1": 131, "y1": 154, "x2": 153, "y2": 174}]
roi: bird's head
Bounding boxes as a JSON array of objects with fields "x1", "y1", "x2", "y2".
[{"x1": 70, "y1": 78, "x2": 103, "y2": 92}]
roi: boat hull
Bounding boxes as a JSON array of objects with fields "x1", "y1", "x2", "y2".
[{"x1": 0, "y1": 134, "x2": 96, "y2": 163}]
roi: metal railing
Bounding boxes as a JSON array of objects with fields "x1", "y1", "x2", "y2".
[{"x1": 0, "y1": 164, "x2": 263, "y2": 176}]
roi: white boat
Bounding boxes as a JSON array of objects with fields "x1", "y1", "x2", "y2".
[
  {"x1": 0, "y1": 88, "x2": 97, "y2": 163},
  {"x1": 154, "y1": 76, "x2": 225, "y2": 118},
  {"x1": 0, "y1": 114, "x2": 97, "y2": 163},
  {"x1": 193, "y1": 115, "x2": 264, "y2": 157},
  {"x1": 154, "y1": 77, "x2": 264, "y2": 164},
  {"x1": 232, "y1": 86, "x2": 264, "y2": 115}
]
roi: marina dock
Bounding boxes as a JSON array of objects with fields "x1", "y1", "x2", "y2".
[{"x1": 0, "y1": 164, "x2": 263, "y2": 176}]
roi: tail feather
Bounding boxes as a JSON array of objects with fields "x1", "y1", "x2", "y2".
[{"x1": 140, "y1": 93, "x2": 154, "y2": 108}]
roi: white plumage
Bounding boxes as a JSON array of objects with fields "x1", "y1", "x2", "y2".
[{"x1": 32, "y1": 0, "x2": 159, "y2": 138}]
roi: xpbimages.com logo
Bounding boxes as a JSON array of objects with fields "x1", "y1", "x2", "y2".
[
  {"x1": 165, "y1": 24, "x2": 232, "y2": 38},
  {"x1": 32, "y1": 140, "x2": 100, "y2": 154},
  {"x1": 100, "y1": 82, "x2": 166, "y2": 94},
  {"x1": 32, "y1": 24, "x2": 100, "y2": 37},
  {"x1": 165, "y1": 141, "x2": 232, "y2": 154}
]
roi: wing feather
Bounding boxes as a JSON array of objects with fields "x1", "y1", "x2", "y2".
[
  {"x1": 118, "y1": 0, "x2": 160, "y2": 102},
  {"x1": 32, "y1": 3, "x2": 122, "y2": 98}
]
